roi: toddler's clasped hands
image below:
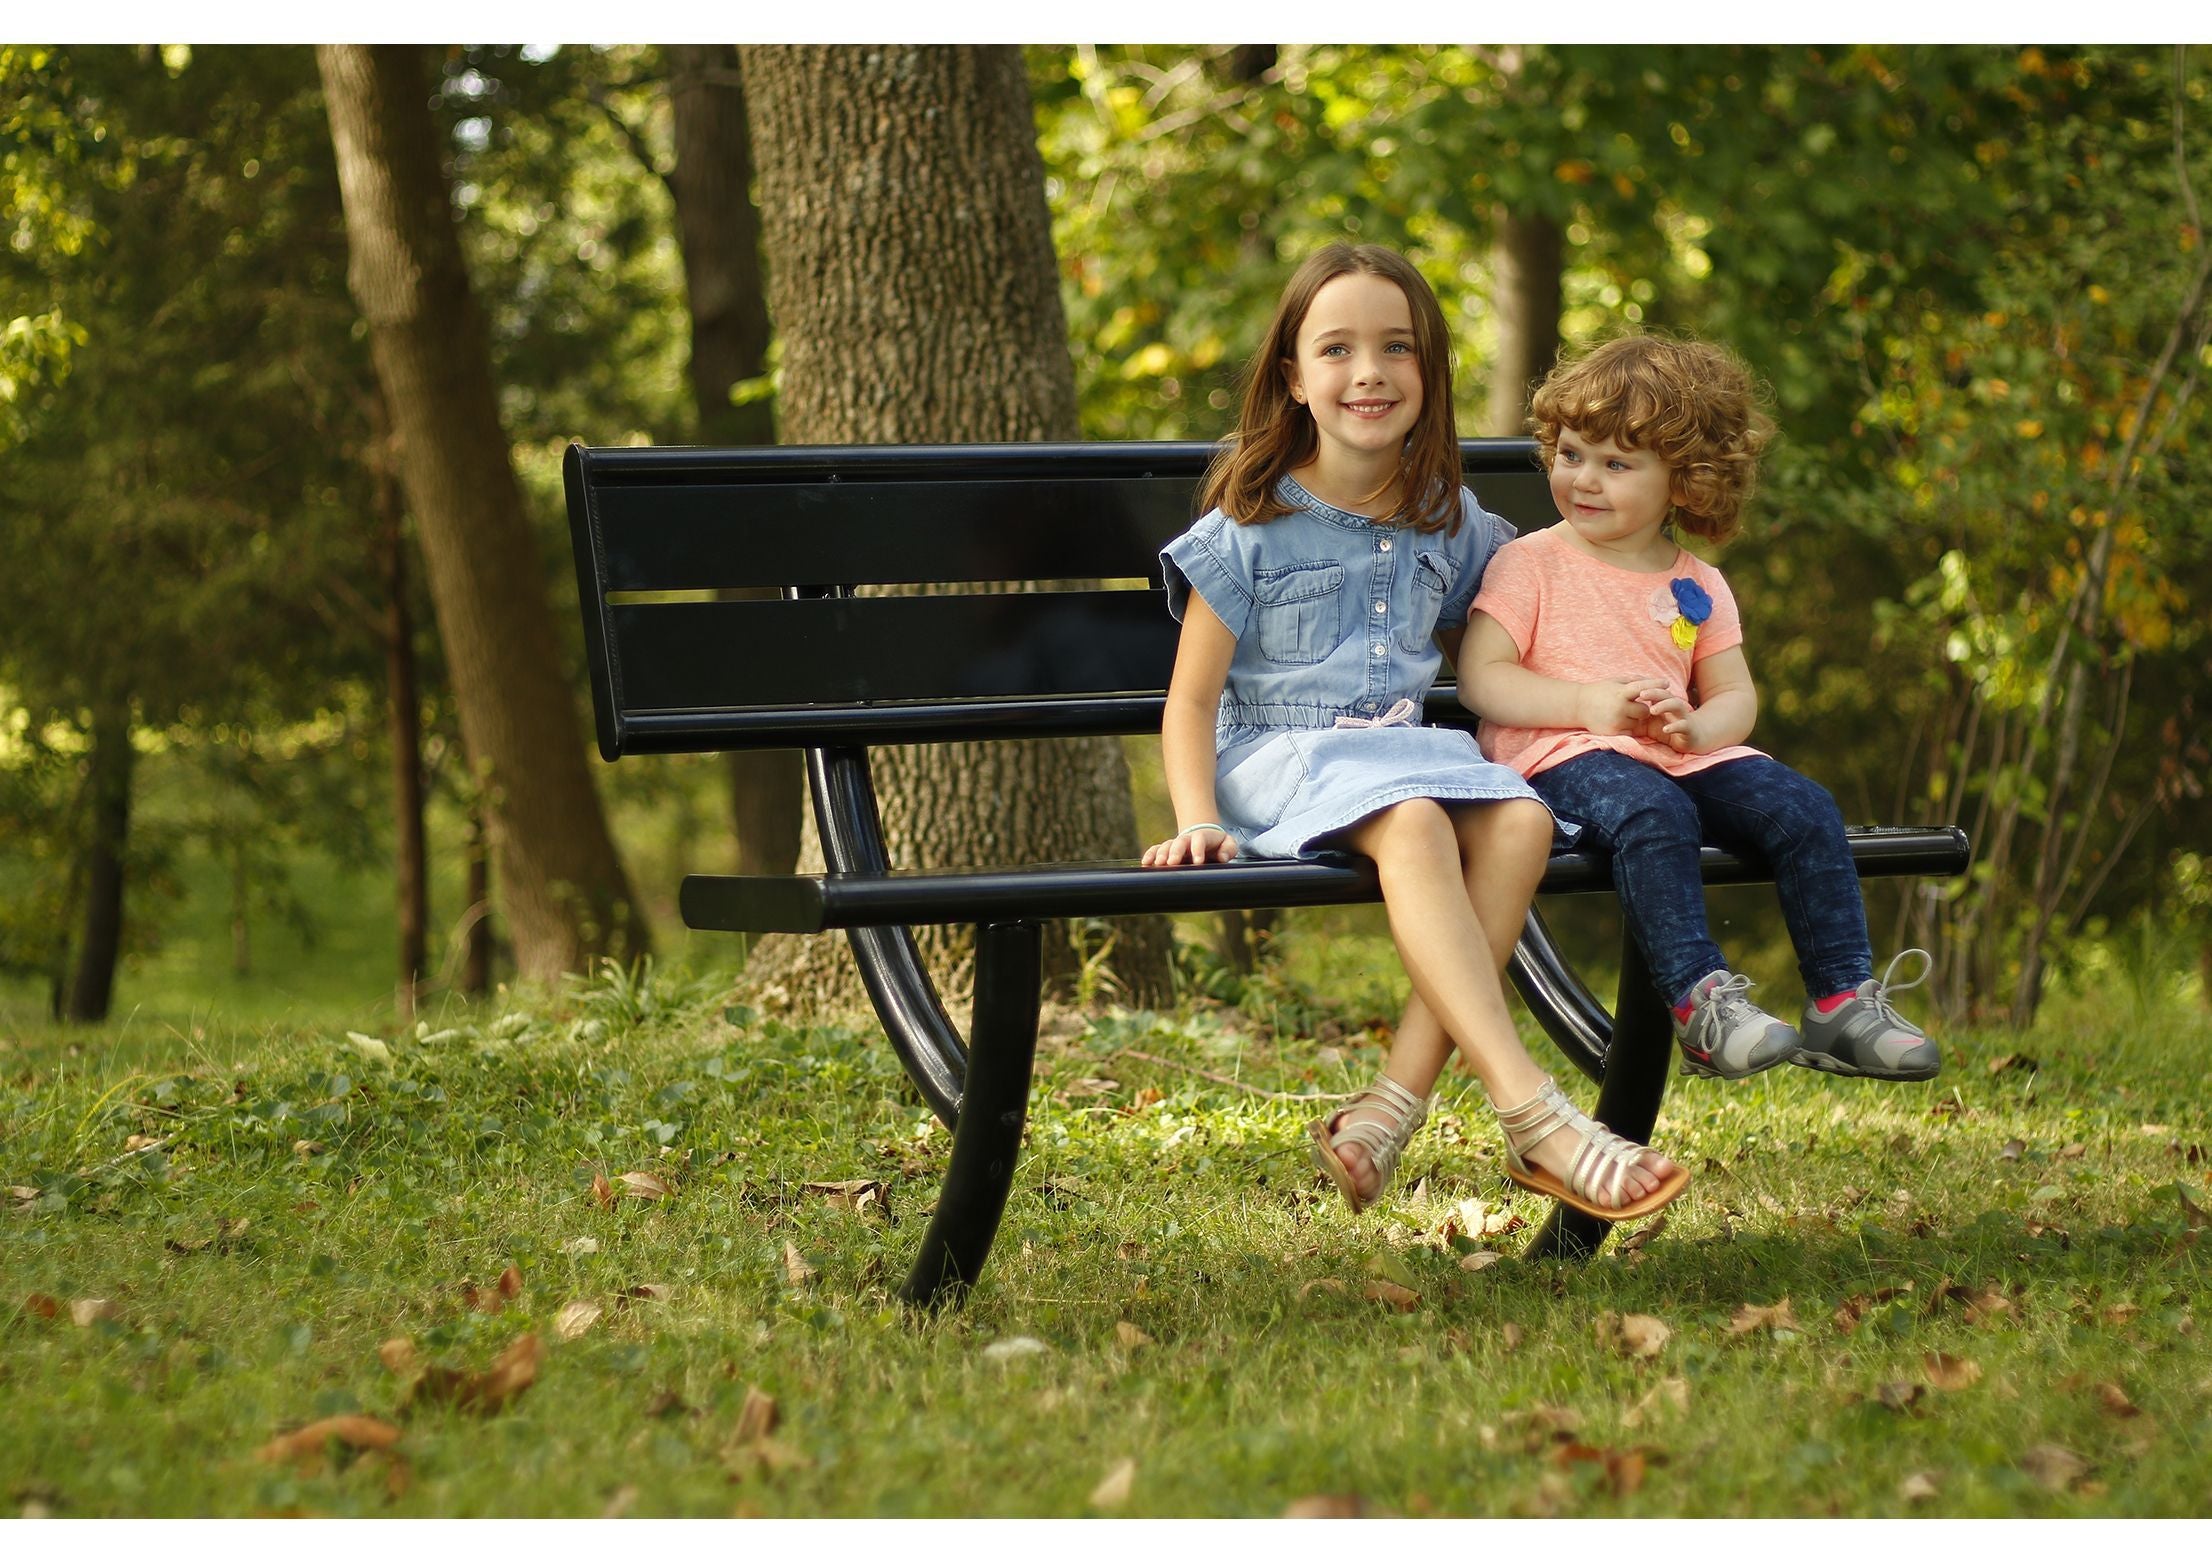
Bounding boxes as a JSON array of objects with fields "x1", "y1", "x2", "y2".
[{"x1": 1577, "y1": 678, "x2": 1705, "y2": 753}]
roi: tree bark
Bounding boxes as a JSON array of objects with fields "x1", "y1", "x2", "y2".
[
  {"x1": 739, "y1": 44, "x2": 1172, "y2": 1011},
  {"x1": 663, "y1": 43, "x2": 802, "y2": 878},
  {"x1": 1483, "y1": 206, "x2": 1564, "y2": 438},
  {"x1": 462, "y1": 797, "x2": 492, "y2": 996},
  {"x1": 371, "y1": 388, "x2": 428, "y2": 1021},
  {"x1": 64, "y1": 698, "x2": 133, "y2": 1023},
  {"x1": 318, "y1": 44, "x2": 646, "y2": 984}
]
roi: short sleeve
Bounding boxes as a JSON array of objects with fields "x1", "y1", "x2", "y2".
[
  {"x1": 1467, "y1": 534, "x2": 1541, "y2": 657},
  {"x1": 1689, "y1": 560, "x2": 1744, "y2": 661},
  {"x1": 1160, "y1": 510, "x2": 1254, "y2": 638},
  {"x1": 1440, "y1": 487, "x2": 1515, "y2": 627}
]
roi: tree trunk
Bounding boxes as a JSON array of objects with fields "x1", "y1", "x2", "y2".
[
  {"x1": 1483, "y1": 206, "x2": 1564, "y2": 438},
  {"x1": 230, "y1": 841, "x2": 251, "y2": 977},
  {"x1": 663, "y1": 43, "x2": 802, "y2": 879},
  {"x1": 372, "y1": 388, "x2": 429, "y2": 1021},
  {"x1": 463, "y1": 798, "x2": 492, "y2": 996},
  {"x1": 739, "y1": 44, "x2": 1172, "y2": 1011},
  {"x1": 64, "y1": 698, "x2": 133, "y2": 1023},
  {"x1": 318, "y1": 44, "x2": 646, "y2": 984}
]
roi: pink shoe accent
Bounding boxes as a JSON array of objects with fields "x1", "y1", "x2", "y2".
[{"x1": 1813, "y1": 990, "x2": 1855, "y2": 1015}]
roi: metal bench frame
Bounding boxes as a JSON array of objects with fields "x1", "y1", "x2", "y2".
[{"x1": 564, "y1": 438, "x2": 1969, "y2": 1309}]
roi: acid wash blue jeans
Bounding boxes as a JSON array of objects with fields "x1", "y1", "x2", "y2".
[{"x1": 1528, "y1": 751, "x2": 1876, "y2": 1008}]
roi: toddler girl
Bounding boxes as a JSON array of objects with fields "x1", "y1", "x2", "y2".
[
  {"x1": 1462, "y1": 333, "x2": 1937, "y2": 1082},
  {"x1": 1144, "y1": 243, "x2": 1687, "y2": 1223}
]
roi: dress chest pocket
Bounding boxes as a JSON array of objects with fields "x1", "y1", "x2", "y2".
[
  {"x1": 1397, "y1": 548, "x2": 1462, "y2": 653},
  {"x1": 1253, "y1": 560, "x2": 1345, "y2": 665}
]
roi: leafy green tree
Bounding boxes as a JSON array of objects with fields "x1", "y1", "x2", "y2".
[{"x1": 0, "y1": 45, "x2": 387, "y2": 1019}]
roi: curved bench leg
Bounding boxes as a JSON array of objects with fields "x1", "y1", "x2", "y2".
[
  {"x1": 899, "y1": 919, "x2": 1042, "y2": 1310},
  {"x1": 1527, "y1": 923, "x2": 1675, "y2": 1261}
]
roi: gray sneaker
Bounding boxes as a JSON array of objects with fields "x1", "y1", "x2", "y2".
[
  {"x1": 1674, "y1": 970, "x2": 1800, "y2": 1079},
  {"x1": 1794, "y1": 950, "x2": 1940, "y2": 1081}
]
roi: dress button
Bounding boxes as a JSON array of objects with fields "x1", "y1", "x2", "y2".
[
  {"x1": 1371, "y1": 643, "x2": 1385, "y2": 657},
  {"x1": 1373, "y1": 601, "x2": 1386, "y2": 614},
  {"x1": 1379, "y1": 540, "x2": 1392, "y2": 552}
]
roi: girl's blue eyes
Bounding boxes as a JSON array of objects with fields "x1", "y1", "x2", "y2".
[{"x1": 1320, "y1": 342, "x2": 1414, "y2": 356}]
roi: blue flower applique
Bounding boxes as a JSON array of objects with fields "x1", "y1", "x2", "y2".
[{"x1": 1649, "y1": 577, "x2": 1714, "y2": 651}]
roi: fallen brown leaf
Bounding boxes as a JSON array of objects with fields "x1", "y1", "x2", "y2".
[
  {"x1": 1623, "y1": 1376, "x2": 1691, "y2": 1429},
  {"x1": 1833, "y1": 1286, "x2": 1908, "y2": 1334},
  {"x1": 554, "y1": 1300, "x2": 604, "y2": 1341},
  {"x1": 1922, "y1": 1351, "x2": 1983, "y2": 1391},
  {"x1": 1088, "y1": 1457, "x2": 1137, "y2": 1509},
  {"x1": 1619, "y1": 1213, "x2": 1668, "y2": 1254},
  {"x1": 1298, "y1": 1278, "x2": 1347, "y2": 1300},
  {"x1": 1113, "y1": 1320, "x2": 1153, "y2": 1350},
  {"x1": 400, "y1": 1334, "x2": 543, "y2": 1417},
  {"x1": 378, "y1": 1337, "x2": 418, "y2": 1375},
  {"x1": 2019, "y1": 1443, "x2": 2089, "y2": 1492},
  {"x1": 1459, "y1": 1250, "x2": 1502, "y2": 1272},
  {"x1": 1724, "y1": 1298, "x2": 1799, "y2": 1335},
  {"x1": 497, "y1": 1265, "x2": 522, "y2": 1300},
  {"x1": 734, "y1": 1386, "x2": 779, "y2": 1443},
  {"x1": 1128, "y1": 1085, "x2": 1164, "y2": 1112},
  {"x1": 1874, "y1": 1380, "x2": 1924, "y2": 1413},
  {"x1": 1363, "y1": 1280, "x2": 1420, "y2": 1313},
  {"x1": 292, "y1": 1139, "x2": 323, "y2": 1158},
  {"x1": 2103, "y1": 1302, "x2": 2142, "y2": 1326},
  {"x1": 1999, "y1": 1138, "x2": 2025, "y2": 1161},
  {"x1": 1965, "y1": 1287, "x2": 2017, "y2": 1328},
  {"x1": 463, "y1": 1333, "x2": 542, "y2": 1414},
  {"x1": 23, "y1": 1293, "x2": 59, "y2": 1320},
  {"x1": 2059, "y1": 1143, "x2": 2087, "y2": 1160},
  {"x1": 1501, "y1": 1321, "x2": 1524, "y2": 1351},
  {"x1": 123, "y1": 1134, "x2": 161, "y2": 1152},
  {"x1": 781, "y1": 1243, "x2": 817, "y2": 1287},
  {"x1": 802, "y1": 1179, "x2": 890, "y2": 1223},
  {"x1": 1597, "y1": 1311, "x2": 1671, "y2": 1359},
  {"x1": 620, "y1": 1283, "x2": 674, "y2": 1304},
  {"x1": 1283, "y1": 1494, "x2": 1365, "y2": 1518},
  {"x1": 69, "y1": 1297, "x2": 120, "y2": 1327},
  {"x1": 1897, "y1": 1471, "x2": 1940, "y2": 1503},
  {"x1": 255, "y1": 1414, "x2": 403, "y2": 1468},
  {"x1": 2093, "y1": 1382, "x2": 2140, "y2": 1418},
  {"x1": 618, "y1": 1171, "x2": 672, "y2": 1201},
  {"x1": 591, "y1": 1172, "x2": 615, "y2": 1208}
]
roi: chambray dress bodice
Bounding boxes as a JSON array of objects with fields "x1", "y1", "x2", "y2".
[{"x1": 1159, "y1": 476, "x2": 1551, "y2": 859}]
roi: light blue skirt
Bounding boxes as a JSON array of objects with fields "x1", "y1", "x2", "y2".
[{"x1": 1214, "y1": 725, "x2": 1559, "y2": 860}]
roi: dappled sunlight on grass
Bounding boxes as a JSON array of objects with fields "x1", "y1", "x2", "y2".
[{"x1": 3, "y1": 930, "x2": 2208, "y2": 1516}]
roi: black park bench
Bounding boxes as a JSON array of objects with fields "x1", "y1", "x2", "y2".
[{"x1": 563, "y1": 439, "x2": 1969, "y2": 1310}]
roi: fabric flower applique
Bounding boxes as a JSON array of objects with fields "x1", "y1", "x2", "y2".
[{"x1": 1648, "y1": 578, "x2": 1714, "y2": 651}]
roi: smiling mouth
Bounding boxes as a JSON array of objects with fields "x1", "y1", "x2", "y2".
[{"x1": 1342, "y1": 400, "x2": 1398, "y2": 415}]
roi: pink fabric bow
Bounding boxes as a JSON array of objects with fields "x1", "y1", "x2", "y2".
[{"x1": 1333, "y1": 697, "x2": 1420, "y2": 730}]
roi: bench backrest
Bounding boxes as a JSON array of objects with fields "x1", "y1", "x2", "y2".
[{"x1": 564, "y1": 439, "x2": 1552, "y2": 759}]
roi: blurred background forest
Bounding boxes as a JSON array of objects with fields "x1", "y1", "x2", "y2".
[{"x1": 2, "y1": 42, "x2": 2207, "y2": 1035}]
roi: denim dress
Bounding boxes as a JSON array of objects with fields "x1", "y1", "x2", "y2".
[{"x1": 1161, "y1": 475, "x2": 1552, "y2": 859}]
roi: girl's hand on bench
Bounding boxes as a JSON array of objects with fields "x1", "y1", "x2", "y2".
[{"x1": 1142, "y1": 825, "x2": 1238, "y2": 867}]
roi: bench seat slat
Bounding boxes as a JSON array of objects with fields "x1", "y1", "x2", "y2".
[{"x1": 681, "y1": 826, "x2": 1970, "y2": 935}]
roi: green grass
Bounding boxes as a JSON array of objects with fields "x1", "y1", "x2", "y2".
[{"x1": 4, "y1": 929, "x2": 2209, "y2": 1519}]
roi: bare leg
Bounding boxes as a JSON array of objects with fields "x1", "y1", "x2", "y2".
[
  {"x1": 1336, "y1": 798, "x2": 1676, "y2": 1205},
  {"x1": 1329, "y1": 799, "x2": 1547, "y2": 1200}
]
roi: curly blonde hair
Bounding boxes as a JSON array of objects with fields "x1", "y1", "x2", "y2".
[{"x1": 1528, "y1": 333, "x2": 1776, "y2": 543}]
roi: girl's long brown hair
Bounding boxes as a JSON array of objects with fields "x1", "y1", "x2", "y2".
[{"x1": 1197, "y1": 243, "x2": 1462, "y2": 534}]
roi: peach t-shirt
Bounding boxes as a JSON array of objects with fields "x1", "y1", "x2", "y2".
[{"x1": 1468, "y1": 525, "x2": 1766, "y2": 780}]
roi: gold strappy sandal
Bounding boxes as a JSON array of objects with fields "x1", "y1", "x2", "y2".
[
  {"x1": 1490, "y1": 1075, "x2": 1689, "y2": 1223},
  {"x1": 1308, "y1": 1075, "x2": 1429, "y2": 1215}
]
